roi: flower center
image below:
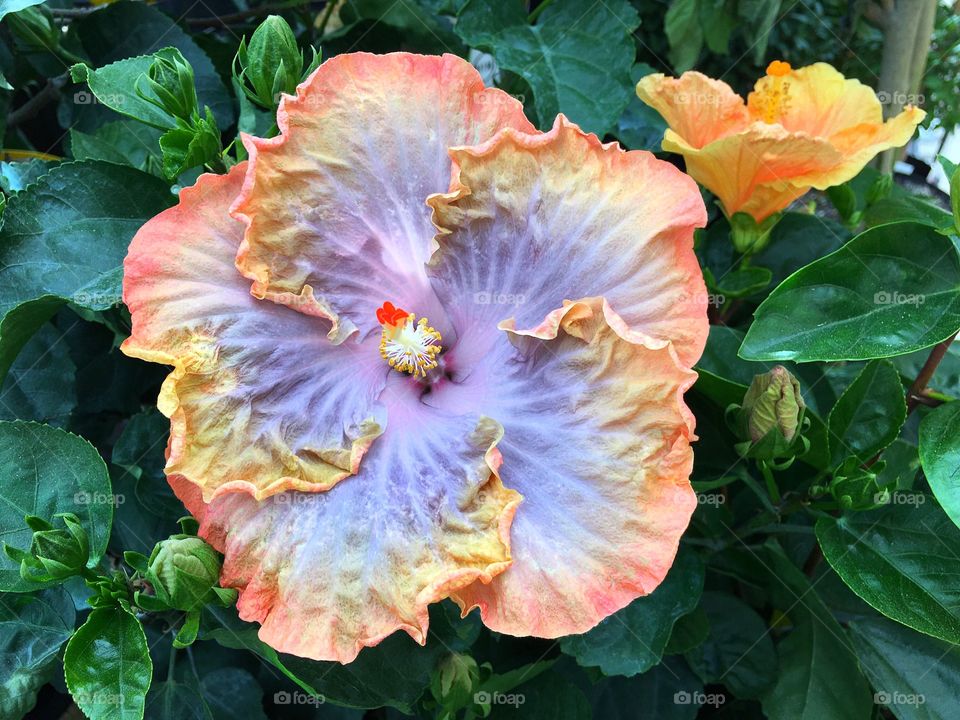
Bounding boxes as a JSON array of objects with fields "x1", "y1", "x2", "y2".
[
  {"x1": 755, "y1": 60, "x2": 793, "y2": 124},
  {"x1": 376, "y1": 301, "x2": 442, "y2": 377}
]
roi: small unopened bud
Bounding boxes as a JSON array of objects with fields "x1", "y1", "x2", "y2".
[
  {"x1": 866, "y1": 173, "x2": 894, "y2": 205},
  {"x1": 234, "y1": 16, "x2": 320, "y2": 109},
  {"x1": 742, "y1": 366, "x2": 805, "y2": 442},
  {"x1": 146, "y1": 535, "x2": 222, "y2": 612},
  {"x1": 729, "y1": 212, "x2": 781, "y2": 255},
  {"x1": 138, "y1": 47, "x2": 199, "y2": 121},
  {"x1": 431, "y1": 653, "x2": 480, "y2": 712},
  {"x1": 20, "y1": 513, "x2": 89, "y2": 582}
]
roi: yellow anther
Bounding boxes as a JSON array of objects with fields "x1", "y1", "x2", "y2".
[
  {"x1": 376, "y1": 302, "x2": 442, "y2": 378},
  {"x1": 754, "y1": 60, "x2": 793, "y2": 124}
]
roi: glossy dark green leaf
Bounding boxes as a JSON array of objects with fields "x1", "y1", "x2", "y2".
[
  {"x1": 70, "y1": 121, "x2": 163, "y2": 172},
  {"x1": 64, "y1": 607, "x2": 152, "y2": 720},
  {"x1": 455, "y1": 0, "x2": 640, "y2": 135},
  {"x1": 0, "y1": 586, "x2": 75, "y2": 718},
  {"x1": 760, "y1": 544, "x2": 872, "y2": 720},
  {"x1": 559, "y1": 548, "x2": 704, "y2": 676},
  {"x1": 0, "y1": 159, "x2": 55, "y2": 193},
  {"x1": 0, "y1": 322, "x2": 76, "y2": 424},
  {"x1": 664, "y1": 0, "x2": 702, "y2": 72},
  {"x1": 70, "y1": 1, "x2": 233, "y2": 127},
  {"x1": 0, "y1": 160, "x2": 173, "y2": 385},
  {"x1": 816, "y1": 502, "x2": 960, "y2": 645},
  {"x1": 753, "y1": 212, "x2": 850, "y2": 287},
  {"x1": 919, "y1": 400, "x2": 960, "y2": 530},
  {"x1": 487, "y1": 670, "x2": 590, "y2": 720},
  {"x1": 664, "y1": 606, "x2": 709, "y2": 655},
  {"x1": 145, "y1": 681, "x2": 212, "y2": 720},
  {"x1": 827, "y1": 360, "x2": 906, "y2": 465},
  {"x1": 589, "y1": 657, "x2": 705, "y2": 720},
  {"x1": 740, "y1": 222, "x2": 960, "y2": 362},
  {"x1": 0, "y1": 0, "x2": 44, "y2": 22},
  {"x1": 850, "y1": 615, "x2": 960, "y2": 720},
  {"x1": 685, "y1": 592, "x2": 777, "y2": 699},
  {"x1": 0, "y1": 421, "x2": 112, "y2": 591},
  {"x1": 614, "y1": 64, "x2": 667, "y2": 152},
  {"x1": 200, "y1": 668, "x2": 267, "y2": 720}
]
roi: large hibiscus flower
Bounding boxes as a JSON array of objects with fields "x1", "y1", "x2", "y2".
[{"x1": 122, "y1": 52, "x2": 708, "y2": 663}]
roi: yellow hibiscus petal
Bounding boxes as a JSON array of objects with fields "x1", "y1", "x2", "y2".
[
  {"x1": 664, "y1": 123, "x2": 840, "y2": 220},
  {"x1": 748, "y1": 62, "x2": 883, "y2": 135},
  {"x1": 636, "y1": 71, "x2": 750, "y2": 149}
]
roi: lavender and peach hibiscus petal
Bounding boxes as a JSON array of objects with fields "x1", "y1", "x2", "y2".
[
  {"x1": 444, "y1": 298, "x2": 698, "y2": 637},
  {"x1": 170, "y1": 400, "x2": 520, "y2": 664},
  {"x1": 427, "y1": 115, "x2": 708, "y2": 370},
  {"x1": 231, "y1": 52, "x2": 535, "y2": 343},
  {"x1": 122, "y1": 165, "x2": 388, "y2": 501}
]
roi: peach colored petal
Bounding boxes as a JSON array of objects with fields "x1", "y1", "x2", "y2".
[
  {"x1": 446, "y1": 297, "x2": 698, "y2": 637},
  {"x1": 231, "y1": 52, "x2": 535, "y2": 344},
  {"x1": 121, "y1": 165, "x2": 388, "y2": 501},
  {"x1": 428, "y1": 114, "x2": 708, "y2": 369},
  {"x1": 663, "y1": 123, "x2": 838, "y2": 220},
  {"x1": 636, "y1": 72, "x2": 750, "y2": 149},
  {"x1": 169, "y1": 406, "x2": 521, "y2": 664}
]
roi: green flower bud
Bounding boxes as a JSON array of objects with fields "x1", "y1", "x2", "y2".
[
  {"x1": 138, "y1": 47, "x2": 199, "y2": 121},
  {"x1": 829, "y1": 456, "x2": 887, "y2": 510},
  {"x1": 866, "y1": 173, "x2": 894, "y2": 205},
  {"x1": 430, "y1": 653, "x2": 480, "y2": 714},
  {"x1": 145, "y1": 535, "x2": 222, "y2": 612},
  {"x1": 234, "y1": 16, "x2": 320, "y2": 109},
  {"x1": 23, "y1": 513, "x2": 89, "y2": 581},
  {"x1": 742, "y1": 366, "x2": 805, "y2": 442},
  {"x1": 731, "y1": 366, "x2": 808, "y2": 462},
  {"x1": 729, "y1": 212, "x2": 781, "y2": 255}
]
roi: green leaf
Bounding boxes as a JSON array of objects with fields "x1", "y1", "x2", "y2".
[
  {"x1": 760, "y1": 543, "x2": 872, "y2": 720},
  {"x1": 0, "y1": 159, "x2": 55, "y2": 193},
  {"x1": 64, "y1": 607, "x2": 152, "y2": 720},
  {"x1": 827, "y1": 360, "x2": 906, "y2": 466},
  {"x1": 145, "y1": 681, "x2": 212, "y2": 720},
  {"x1": 850, "y1": 615, "x2": 960, "y2": 720},
  {"x1": 69, "y1": 1, "x2": 233, "y2": 127},
  {"x1": 739, "y1": 0, "x2": 782, "y2": 63},
  {"x1": 816, "y1": 502, "x2": 960, "y2": 645},
  {"x1": 0, "y1": 421, "x2": 112, "y2": 592},
  {"x1": 455, "y1": 0, "x2": 640, "y2": 135},
  {"x1": 201, "y1": 604, "x2": 450, "y2": 712},
  {"x1": 614, "y1": 64, "x2": 667, "y2": 152},
  {"x1": 685, "y1": 592, "x2": 776, "y2": 699},
  {"x1": 0, "y1": 160, "x2": 174, "y2": 385},
  {"x1": 664, "y1": 605, "x2": 709, "y2": 655},
  {"x1": 0, "y1": 0, "x2": 43, "y2": 22},
  {"x1": 589, "y1": 657, "x2": 705, "y2": 719},
  {"x1": 864, "y1": 192, "x2": 954, "y2": 232},
  {"x1": 0, "y1": 322, "x2": 76, "y2": 424},
  {"x1": 70, "y1": 120, "x2": 163, "y2": 172},
  {"x1": 71, "y1": 57, "x2": 176, "y2": 130},
  {"x1": 200, "y1": 668, "x2": 267, "y2": 720},
  {"x1": 665, "y1": 0, "x2": 702, "y2": 72},
  {"x1": 740, "y1": 222, "x2": 960, "y2": 362},
  {"x1": 559, "y1": 548, "x2": 704, "y2": 676},
  {"x1": 753, "y1": 213, "x2": 850, "y2": 287},
  {"x1": 714, "y1": 266, "x2": 772, "y2": 299},
  {"x1": 487, "y1": 670, "x2": 590, "y2": 720},
  {"x1": 921, "y1": 401, "x2": 960, "y2": 529},
  {"x1": 0, "y1": 586, "x2": 76, "y2": 718}
]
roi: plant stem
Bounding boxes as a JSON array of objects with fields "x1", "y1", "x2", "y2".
[
  {"x1": 316, "y1": 0, "x2": 338, "y2": 37},
  {"x1": 760, "y1": 462, "x2": 781, "y2": 505},
  {"x1": 168, "y1": 645, "x2": 178, "y2": 681},
  {"x1": 528, "y1": 0, "x2": 556, "y2": 23},
  {"x1": 906, "y1": 331, "x2": 958, "y2": 414}
]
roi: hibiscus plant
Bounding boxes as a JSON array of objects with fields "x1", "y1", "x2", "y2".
[{"x1": 1, "y1": 2, "x2": 958, "y2": 720}]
